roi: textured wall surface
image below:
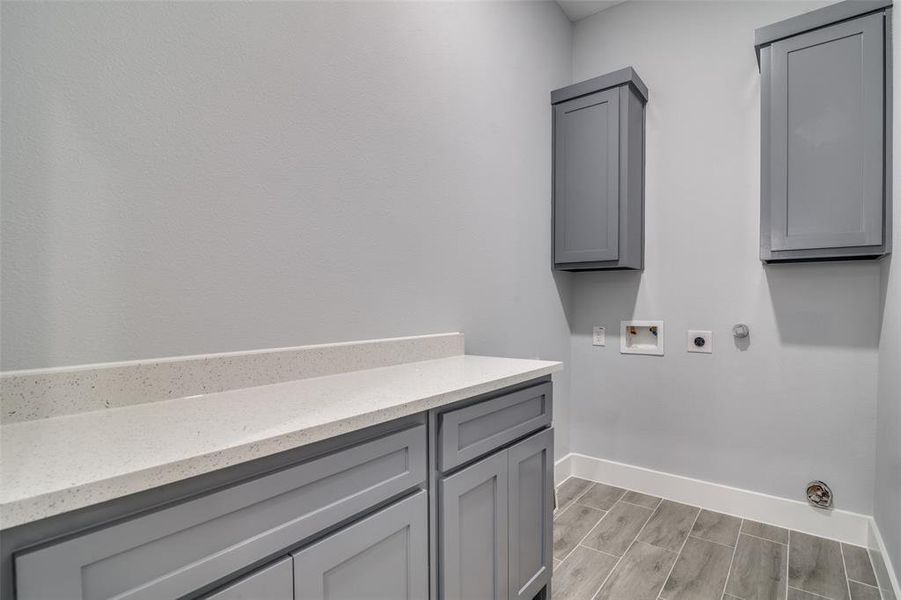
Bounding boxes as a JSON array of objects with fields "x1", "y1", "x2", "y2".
[
  {"x1": 569, "y1": 1, "x2": 883, "y2": 514},
  {"x1": 875, "y1": 3, "x2": 901, "y2": 581},
  {"x1": 4, "y1": 0, "x2": 897, "y2": 534},
  {"x1": 0, "y1": 0, "x2": 575, "y2": 452}
]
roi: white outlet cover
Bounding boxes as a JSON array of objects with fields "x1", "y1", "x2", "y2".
[
  {"x1": 687, "y1": 330, "x2": 713, "y2": 353},
  {"x1": 592, "y1": 326, "x2": 606, "y2": 346}
]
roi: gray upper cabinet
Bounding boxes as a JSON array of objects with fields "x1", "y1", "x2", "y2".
[
  {"x1": 551, "y1": 67, "x2": 647, "y2": 271},
  {"x1": 757, "y1": 0, "x2": 893, "y2": 262}
]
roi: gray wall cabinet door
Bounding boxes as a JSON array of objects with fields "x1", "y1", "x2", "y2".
[
  {"x1": 760, "y1": 7, "x2": 891, "y2": 261},
  {"x1": 552, "y1": 68, "x2": 647, "y2": 271},
  {"x1": 203, "y1": 557, "x2": 293, "y2": 600},
  {"x1": 439, "y1": 450, "x2": 509, "y2": 600},
  {"x1": 554, "y1": 88, "x2": 621, "y2": 265},
  {"x1": 507, "y1": 429, "x2": 554, "y2": 600},
  {"x1": 292, "y1": 490, "x2": 428, "y2": 600}
]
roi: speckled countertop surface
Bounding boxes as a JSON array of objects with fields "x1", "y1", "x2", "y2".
[{"x1": 0, "y1": 354, "x2": 561, "y2": 529}]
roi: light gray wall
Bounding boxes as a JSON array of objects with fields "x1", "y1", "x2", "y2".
[
  {"x1": 875, "y1": 7, "x2": 901, "y2": 581},
  {"x1": 0, "y1": 1, "x2": 574, "y2": 452},
  {"x1": 570, "y1": 1, "x2": 883, "y2": 514}
]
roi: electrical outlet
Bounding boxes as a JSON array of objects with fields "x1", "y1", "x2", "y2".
[
  {"x1": 687, "y1": 330, "x2": 712, "y2": 354},
  {"x1": 592, "y1": 326, "x2": 606, "y2": 346}
]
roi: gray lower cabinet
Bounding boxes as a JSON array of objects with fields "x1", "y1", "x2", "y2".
[
  {"x1": 292, "y1": 490, "x2": 428, "y2": 600},
  {"x1": 507, "y1": 429, "x2": 553, "y2": 600},
  {"x1": 7, "y1": 379, "x2": 554, "y2": 600},
  {"x1": 551, "y1": 67, "x2": 647, "y2": 271},
  {"x1": 204, "y1": 556, "x2": 293, "y2": 600},
  {"x1": 437, "y1": 382, "x2": 552, "y2": 472},
  {"x1": 438, "y1": 428, "x2": 553, "y2": 600},
  {"x1": 439, "y1": 450, "x2": 509, "y2": 600},
  {"x1": 13, "y1": 424, "x2": 426, "y2": 600},
  {"x1": 756, "y1": 0, "x2": 892, "y2": 262}
]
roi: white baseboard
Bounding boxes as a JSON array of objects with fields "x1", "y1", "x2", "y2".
[
  {"x1": 554, "y1": 452, "x2": 573, "y2": 486},
  {"x1": 868, "y1": 518, "x2": 901, "y2": 599},
  {"x1": 556, "y1": 452, "x2": 871, "y2": 547}
]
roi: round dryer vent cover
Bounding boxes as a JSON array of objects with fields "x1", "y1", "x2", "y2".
[{"x1": 806, "y1": 480, "x2": 833, "y2": 509}]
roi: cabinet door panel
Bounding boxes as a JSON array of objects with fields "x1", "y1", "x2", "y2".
[
  {"x1": 554, "y1": 88, "x2": 621, "y2": 263},
  {"x1": 440, "y1": 451, "x2": 509, "y2": 600},
  {"x1": 292, "y1": 491, "x2": 427, "y2": 600},
  {"x1": 507, "y1": 429, "x2": 554, "y2": 600},
  {"x1": 204, "y1": 557, "x2": 293, "y2": 600},
  {"x1": 768, "y1": 12, "x2": 884, "y2": 251}
]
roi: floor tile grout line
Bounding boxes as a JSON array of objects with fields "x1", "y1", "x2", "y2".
[
  {"x1": 866, "y1": 547, "x2": 890, "y2": 598},
  {"x1": 576, "y1": 543, "x2": 622, "y2": 560},
  {"x1": 589, "y1": 492, "x2": 662, "y2": 600},
  {"x1": 841, "y1": 540, "x2": 854, "y2": 600},
  {"x1": 656, "y1": 505, "x2": 702, "y2": 600},
  {"x1": 687, "y1": 533, "x2": 737, "y2": 550},
  {"x1": 788, "y1": 585, "x2": 836, "y2": 600},
  {"x1": 618, "y1": 498, "x2": 660, "y2": 510},
  {"x1": 556, "y1": 479, "x2": 598, "y2": 516},
  {"x1": 555, "y1": 484, "x2": 633, "y2": 566},
  {"x1": 719, "y1": 520, "x2": 744, "y2": 600},
  {"x1": 553, "y1": 495, "x2": 608, "y2": 566},
  {"x1": 848, "y1": 578, "x2": 882, "y2": 589},
  {"x1": 555, "y1": 504, "x2": 608, "y2": 566},
  {"x1": 787, "y1": 529, "x2": 792, "y2": 600},
  {"x1": 559, "y1": 496, "x2": 628, "y2": 564},
  {"x1": 571, "y1": 495, "x2": 636, "y2": 560},
  {"x1": 738, "y1": 529, "x2": 789, "y2": 546},
  {"x1": 553, "y1": 496, "x2": 585, "y2": 522},
  {"x1": 575, "y1": 489, "x2": 627, "y2": 513}
]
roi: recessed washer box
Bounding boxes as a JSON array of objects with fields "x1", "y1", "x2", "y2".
[{"x1": 620, "y1": 320, "x2": 664, "y2": 356}]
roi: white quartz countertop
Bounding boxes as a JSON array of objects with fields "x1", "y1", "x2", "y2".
[{"x1": 0, "y1": 354, "x2": 561, "y2": 529}]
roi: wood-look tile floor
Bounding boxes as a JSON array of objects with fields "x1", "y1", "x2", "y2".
[{"x1": 553, "y1": 478, "x2": 896, "y2": 600}]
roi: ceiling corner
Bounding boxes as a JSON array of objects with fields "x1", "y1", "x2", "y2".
[{"x1": 555, "y1": 0, "x2": 626, "y2": 23}]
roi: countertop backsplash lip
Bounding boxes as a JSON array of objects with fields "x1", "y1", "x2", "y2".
[{"x1": 1, "y1": 332, "x2": 465, "y2": 424}]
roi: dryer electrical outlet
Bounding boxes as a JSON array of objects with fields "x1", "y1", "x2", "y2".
[{"x1": 687, "y1": 330, "x2": 713, "y2": 354}]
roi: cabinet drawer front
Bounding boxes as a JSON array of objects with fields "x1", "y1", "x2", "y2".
[
  {"x1": 438, "y1": 383, "x2": 551, "y2": 472},
  {"x1": 15, "y1": 425, "x2": 426, "y2": 600},
  {"x1": 292, "y1": 490, "x2": 428, "y2": 600},
  {"x1": 203, "y1": 556, "x2": 293, "y2": 600}
]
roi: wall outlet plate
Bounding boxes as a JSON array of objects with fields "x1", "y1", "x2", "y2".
[
  {"x1": 592, "y1": 326, "x2": 606, "y2": 346},
  {"x1": 620, "y1": 320, "x2": 664, "y2": 355},
  {"x1": 687, "y1": 330, "x2": 713, "y2": 353}
]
